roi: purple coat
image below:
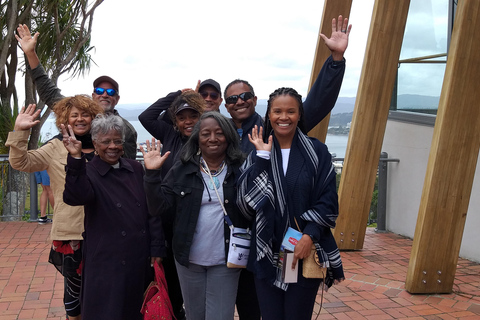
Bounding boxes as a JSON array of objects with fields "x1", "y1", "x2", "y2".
[{"x1": 63, "y1": 155, "x2": 166, "y2": 320}]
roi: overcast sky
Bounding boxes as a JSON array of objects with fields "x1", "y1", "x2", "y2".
[
  {"x1": 17, "y1": 0, "x2": 449, "y2": 108},
  {"x1": 29, "y1": 0, "x2": 376, "y2": 107}
]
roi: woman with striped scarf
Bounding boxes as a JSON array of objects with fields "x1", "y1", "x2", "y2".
[{"x1": 237, "y1": 87, "x2": 344, "y2": 320}]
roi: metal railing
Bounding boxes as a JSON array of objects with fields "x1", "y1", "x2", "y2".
[{"x1": 332, "y1": 152, "x2": 400, "y2": 232}]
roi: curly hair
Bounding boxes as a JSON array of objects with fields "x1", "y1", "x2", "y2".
[
  {"x1": 263, "y1": 87, "x2": 306, "y2": 141},
  {"x1": 53, "y1": 95, "x2": 104, "y2": 130},
  {"x1": 169, "y1": 91, "x2": 206, "y2": 124}
]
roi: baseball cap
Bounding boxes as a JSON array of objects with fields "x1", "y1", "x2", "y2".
[
  {"x1": 174, "y1": 103, "x2": 200, "y2": 115},
  {"x1": 93, "y1": 76, "x2": 119, "y2": 93},
  {"x1": 199, "y1": 79, "x2": 221, "y2": 96}
]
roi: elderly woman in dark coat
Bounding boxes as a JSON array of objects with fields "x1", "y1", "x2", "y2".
[{"x1": 62, "y1": 114, "x2": 166, "y2": 320}]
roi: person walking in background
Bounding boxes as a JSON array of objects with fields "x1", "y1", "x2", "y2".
[
  {"x1": 15, "y1": 24, "x2": 138, "y2": 159},
  {"x1": 62, "y1": 114, "x2": 165, "y2": 320},
  {"x1": 6, "y1": 98, "x2": 103, "y2": 320},
  {"x1": 143, "y1": 111, "x2": 251, "y2": 320},
  {"x1": 237, "y1": 87, "x2": 344, "y2": 320},
  {"x1": 222, "y1": 15, "x2": 351, "y2": 320},
  {"x1": 35, "y1": 169, "x2": 54, "y2": 224}
]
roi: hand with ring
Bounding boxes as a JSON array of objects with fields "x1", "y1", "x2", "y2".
[{"x1": 320, "y1": 15, "x2": 352, "y2": 61}]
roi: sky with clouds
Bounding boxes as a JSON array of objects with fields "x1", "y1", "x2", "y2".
[
  {"x1": 17, "y1": 0, "x2": 450, "y2": 108},
  {"x1": 36, "y1": 0, "x2": 376, "y2": 106}
]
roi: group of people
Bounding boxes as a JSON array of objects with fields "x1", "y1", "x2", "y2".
[{"x1": 8, "y1": 15, "x2": 351, "y2": 320}]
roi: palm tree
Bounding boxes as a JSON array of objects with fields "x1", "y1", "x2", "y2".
[{"x1": 0, "y1": 0, "x2": 103, "y2": 220}]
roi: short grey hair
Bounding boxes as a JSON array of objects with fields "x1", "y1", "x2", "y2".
[{"x1": 90, "y1": 114, "x2": 125, "y2": 141}]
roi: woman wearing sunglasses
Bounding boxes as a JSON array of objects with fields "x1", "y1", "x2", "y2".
[
  {"x1": 237, "y1": 87, "x2": 344, "y2": 320},
  {"x1": 6, "y1": 97, "x2": 103, "y2": 320},
  {"x1": 139, "y1": 90, "x2": 206, "y2": 319}
]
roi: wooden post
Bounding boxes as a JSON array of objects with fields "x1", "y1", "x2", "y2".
[
  {"x1": 406, "y1": 1, "x2": 480, "y2": 293},
  {"x1": 333, "y1": 0, "x2": 410, "y2": 250},
  {"x1": 307, "y1": 0, "x2": 352, "y2": 143}
]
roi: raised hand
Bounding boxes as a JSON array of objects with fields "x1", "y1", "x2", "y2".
[
  {"x1": 15, "y1": 24, "x2": 40, "y2": 68},
  {"x1": 15, "y1": 24, "x2": 38, "y2": 55},
  {"x1": 140, "y1": 138, "x2": 171, "y2": 170},
  {"x1": 319, "y1": 15, "x2": 352, "y2": 61},
  {"x1": 14, "y1": 104, "x2": 41, "y2": 131},
  {"x1": 248, "y1": 125, "x2": 273, "y2": 152},
  {"x1": 61, "y1": 124, "x2": 82, "y2": 158}
]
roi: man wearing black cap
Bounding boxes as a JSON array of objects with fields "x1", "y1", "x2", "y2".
[
  {"x1": 15, "y1": 24, "x2": 138, "y2": 159},
  {"x1": 197, "y1": 78, "x2": 223, "y2": 111}
]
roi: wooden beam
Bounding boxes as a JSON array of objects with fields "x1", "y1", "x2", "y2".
[
  {"x1": 307, "y1": 0, "x2": 352, "y2": 143},
  {"x1": 333, "y1": 0, "x2": 410, "y2": 249},
  {"x1": 406, "y1": 0, "x2": 480, "y2": 293}
]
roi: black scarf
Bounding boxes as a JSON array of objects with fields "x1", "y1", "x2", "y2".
[{"x1": 53, "y1": 132, "x2": 94, "y2": 150}]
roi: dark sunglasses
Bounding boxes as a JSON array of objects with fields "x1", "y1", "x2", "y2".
[
  {"x1": 200, "y1": 91, "x2": 220, "y2": 100},
  {"x1": 225, "y1": 92, "x2": 254, "y2": 105},
  {"x1": 94, "y1": 87, "x2": 117, "y2": 96}
]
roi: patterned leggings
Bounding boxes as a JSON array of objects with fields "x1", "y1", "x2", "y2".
[
  {"x1": 64, "y1": 272, "x2": 82, "y2": 316},
  {"x1": 48, "y1": 241, "x2": 83, "y2": 317}
]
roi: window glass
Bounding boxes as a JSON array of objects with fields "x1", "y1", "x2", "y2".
[{"x1": 394, "y1": 0, "x2": 450, "y2": 114}]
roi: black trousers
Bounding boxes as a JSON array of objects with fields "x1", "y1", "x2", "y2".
[
  {"x1": 236, "y1": 269, "x2": 261, "y2": 320},
  {"x1": 254, "y1": 276, "x2": 321, "y2": 320}
]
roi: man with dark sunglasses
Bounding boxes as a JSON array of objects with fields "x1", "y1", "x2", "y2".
[
  {"x1": 198, "y1": 78, "x2": 223, "y2": 111},
  {"x1": 225, "y1": 15, "x2": 352, "y2": 320},
  {"x1": 15, "y1": 24, "x2": 138, "y2": 160}
]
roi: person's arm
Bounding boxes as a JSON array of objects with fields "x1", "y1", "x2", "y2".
[
  {"x1": 16, "y1": 24, "x2": 65, "y2": 108},
  {"x1": 5, "y1": 105, "x2": 52, "y2": 172},
  {"x1": 138, "y1": 91, "x2": 182, "y2": 140},
  {"x1": 303, "y1": 56, "x2": 345, "y2": 131},
  {"x1": 304, "y1": 15, "x2": 351, "y2": 131},
  {"x1": 63, "y1": 154, "x2": 96, "y2": 206}
]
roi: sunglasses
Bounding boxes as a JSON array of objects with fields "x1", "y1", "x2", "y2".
[
  {"x1": 94, "y1": 87, "x2": 117, "y2": 96},
  {"x1": 225, "y1": 92, "x2": 254, "y2": 105},
  {"x1": 200, "y1": 91, "x2": 220, "y2": 100},
  {"x1": 97, "y1": 139, "x2": 124, "y2": 146}
]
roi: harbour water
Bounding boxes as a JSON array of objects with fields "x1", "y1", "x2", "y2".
[{"x1": 41, "y1": 119, "x2": 349, "y2": 158}]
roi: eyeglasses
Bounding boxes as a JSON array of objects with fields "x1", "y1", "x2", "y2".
[
  {"x1": 199, "y1": 91, "x2": 220, "y2": 100},
  {"x1": 94, "y1": 87, "x2": 117, "y2": 96},
  {"x1": 96, "y1": 139, "x2": 124, "y2": 146},
  {"x1": 225, "y1": 92, "x2": 254, "y2": 105}
]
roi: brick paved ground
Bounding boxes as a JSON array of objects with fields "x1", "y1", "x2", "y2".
[{"x1": 1, "y1": 222, "x2": 479, "y2": 320}]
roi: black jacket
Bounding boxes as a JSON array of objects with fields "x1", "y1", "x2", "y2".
[
  {"x1": 138, "y1": 90, "x2": 185, "y2": 178},
  {"x1": 144, "y1": 155, "x2": 251, "y2": 267}
]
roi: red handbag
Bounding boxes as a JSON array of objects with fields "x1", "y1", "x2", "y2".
[{"x1": 140, "y1": 261, "x2": 176, "y2": 320}]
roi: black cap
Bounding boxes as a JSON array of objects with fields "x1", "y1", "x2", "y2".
[
  {"x1": 174, "y1": 103, "x2": 199, "y2": 115},
  {"x1": 199, "y1": 79, "x2": 221, "y2": 97},
  {"x1": 93, "y1": 76, "x2": 119, "y2": 93}
]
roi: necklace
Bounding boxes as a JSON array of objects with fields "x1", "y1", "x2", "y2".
[{"x1": 200, "y1": 157, "x2": 226, "y2": 190}]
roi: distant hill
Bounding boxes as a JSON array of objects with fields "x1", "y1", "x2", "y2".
[{"x1": 116, "y1": 94, "x2": 438, "y2": 123}]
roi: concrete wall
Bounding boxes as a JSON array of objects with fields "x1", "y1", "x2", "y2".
[{"x1": 382, "y1": 118, "x2": 480, "y2": 262}]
